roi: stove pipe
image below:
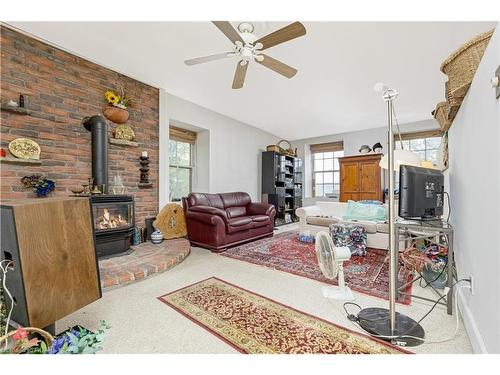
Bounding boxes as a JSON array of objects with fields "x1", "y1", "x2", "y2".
[{"x1": 83, "y1": 115, "x2": 108, "y2": 193}]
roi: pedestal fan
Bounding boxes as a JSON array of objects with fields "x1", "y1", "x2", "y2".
[{"x1": 315, "y1": 231, "x2": 355, "y2": 301}]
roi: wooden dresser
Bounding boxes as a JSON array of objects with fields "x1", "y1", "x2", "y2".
[{"x1": 339, "y1": 153, "x2": 383, "y2": 202}]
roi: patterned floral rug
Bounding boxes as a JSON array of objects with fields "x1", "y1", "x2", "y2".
[
  {"x1": 220, "y1": 231, "x2": 413, "y2": 304},
  {"x1": 158, "y1": 277, "x2": 410, "y2": 354}
]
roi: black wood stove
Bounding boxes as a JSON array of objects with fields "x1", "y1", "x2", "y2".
[
  {"x1": 91, "y1": 195, "x2": 134, "y2": 258},
  {"x1": 83, "y1": 115, "x2": 135, "y2": 258}
]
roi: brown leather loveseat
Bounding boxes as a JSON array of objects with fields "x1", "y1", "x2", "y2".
[{"x1": 182, "y1": 192, "x2": 276, "y2": 252}]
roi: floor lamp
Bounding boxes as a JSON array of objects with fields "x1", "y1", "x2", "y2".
[{"x1": 356, "y1": 83, "x2": 425, "y2": 347}]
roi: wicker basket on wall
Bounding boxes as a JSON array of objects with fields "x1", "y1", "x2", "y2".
[
  {"x1": 440, "y1": 28, "x2": 494, "y2": 99},
  {"x1": 266, "y1": 140, "x2": 296, "y2": 157},
  {"x1": 444, "y1": 81, "x2": 463, "y2": 121},
  {"x1": 432, "y1": 102, "x2": 452, "y2": 132}
]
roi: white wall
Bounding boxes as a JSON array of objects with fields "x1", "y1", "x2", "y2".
[
  {"x1": 158, "y1": 89, "x2": 170, "y2": 208},
  {"x1": 166, "y1": 94, "x2": 280, "y2": 201},
  {"x1": 445, "y1": 27, "x2": 500, "y2": 353},
  {"x1": 291, "y1": 119, "x2": 439, "y2": 199}
]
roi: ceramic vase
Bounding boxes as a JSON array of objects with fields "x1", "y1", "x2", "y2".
[
  {"x1": 151, "y1": 229, "x2": 164, "y2": 244},
  {"x1": 103, "y1": 106, "x2": 129, "y2": 124}
]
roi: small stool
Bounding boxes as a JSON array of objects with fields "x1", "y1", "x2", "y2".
[{"x1": 329, "y1": 223, "x2": 367, "y2": 256}]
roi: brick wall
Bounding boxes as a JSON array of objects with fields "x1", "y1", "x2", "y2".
[{"x1": 0, "y1": 26, "x2": 159, "y2": 225}]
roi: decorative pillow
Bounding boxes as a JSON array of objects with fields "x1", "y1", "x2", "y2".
[
  {"x1": 329, "y1": 223, "x2": 367, "y2": 256},
  {"x1": 358, "y1": 200, "x2": 383, "y2": 205},
  {"x1": 342, "y1": 200, "x2": 387, "y2": 222}
]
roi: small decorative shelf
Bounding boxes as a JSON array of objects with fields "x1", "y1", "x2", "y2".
[
  {"x1": 0, "y1": 156, "x2": 42, "y2": 165},
  {"x1": 1, "y1": 105, "x2": 31, "y2": 115},
  {"x1": 138, "y1": 182, "x2": 153, "y2": 188},
  {"x1": 109, "y1": 138, "x2": 139, "y2": 147}
]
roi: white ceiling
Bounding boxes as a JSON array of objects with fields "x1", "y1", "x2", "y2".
[{"x1": 9, "y1": 21, "x2": 496, "y2": 140}]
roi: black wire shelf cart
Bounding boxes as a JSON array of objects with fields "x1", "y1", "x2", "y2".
[{"x1": 395, "y1": 219, "x2": 455, "y2": 315}]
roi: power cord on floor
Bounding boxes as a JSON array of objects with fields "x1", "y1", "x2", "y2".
[
  {"x1": 0, "y1": 260, "x2": 14, "y2": 350},
  {"x1": 343, "y1": 278, "x2": 469, "y2": 344}
]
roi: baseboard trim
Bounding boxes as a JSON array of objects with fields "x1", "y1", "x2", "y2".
[{"x1": 457, "y1": 288, "x2": 488, "y2": 353}]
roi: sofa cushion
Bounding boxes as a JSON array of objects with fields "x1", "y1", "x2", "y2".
[
  {"x1": 226, "y1": 206, "x2": 247, "y2": 219},
  {"x1": 249, "y1": 215, "x2": 270, "y2": 228},
  {"x1": 227, "y1": 217, "x2": 253, "y2": 233},
  {"x1": 306, "y1": 216, "x2": 340, "y2": 227},
  {"x1": 220, "y1": 192, "x2": 252, "y2": 208},
  {"x1": 342, "y1": 220, "x2": 378, "y2": 234},
  {"x1": 376, "y1": 222, "x2": 389, "y2": 234},
  {"x1": 187, "y1": 192, "x2": 224, "y2": 209},
  {"x1": 342, "y1": 200, "x2": 387, "y2": 222}
]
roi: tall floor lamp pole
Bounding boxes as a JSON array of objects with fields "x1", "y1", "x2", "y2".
[
  {"x1": 385, "y1": 88, "x2": 398, "y2": 332},
  {"x1": 357, "y1": 84, "x2": 425, "y2": 347}
]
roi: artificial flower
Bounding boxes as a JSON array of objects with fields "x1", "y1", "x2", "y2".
[{"x1": 12, "y1": 327, "x2": 29, "y2": 341}]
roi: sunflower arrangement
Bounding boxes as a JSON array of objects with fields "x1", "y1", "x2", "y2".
[{"x1": 104, "y1": 87, "x2": 131, "y2": 109}]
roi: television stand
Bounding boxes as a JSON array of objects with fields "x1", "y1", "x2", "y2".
[{"x1": 395, "y1": 219, "x2": 455, "y2": 315}]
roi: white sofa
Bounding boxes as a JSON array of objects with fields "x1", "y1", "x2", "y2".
[{"x1": 296, "y1": 201, "x2": 404, "y2": 250}]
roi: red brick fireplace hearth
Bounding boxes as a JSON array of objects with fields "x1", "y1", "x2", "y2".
[{"x1": 0, "y1": 25, "x2": 159, "y2": 225}]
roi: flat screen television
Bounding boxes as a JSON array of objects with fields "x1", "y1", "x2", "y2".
[{"x1": 399, "y1": 165, "x2": 444, "y2": 220}]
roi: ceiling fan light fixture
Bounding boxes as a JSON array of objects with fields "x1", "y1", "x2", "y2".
[
  {"x1": 237, "y1": 22, "x2": 254, "y2": 34},
  {"x1": 187, "y1": 21, "x2": 306, "y2": 89},
  {"x1": 254, "y1": 42, "x2": 263, "y2": 50}
]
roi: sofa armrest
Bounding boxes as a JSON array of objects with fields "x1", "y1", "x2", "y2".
[
  {"x1": 189, "y1": 205, "x2": 228, "y2": 223},
  {"x1": 185, "y1": 210, "x2": 226, "y2": 226},
  {"x1": 296, "y1": 206, "x2": 321, "y2": 218},
  {"x1": 246, "y1": 202, "x2": 275, "y2": 216}
]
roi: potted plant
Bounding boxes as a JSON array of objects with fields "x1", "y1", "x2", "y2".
[
  {"x1": 102, "y1": 87, "x2": 131, "y2": 124},
  {"x1": 21, "y1": 175, "x2": 55, "y2": 197}
]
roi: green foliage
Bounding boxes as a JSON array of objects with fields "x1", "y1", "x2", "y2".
[
  {"x1": 52, "y1": 320, "x2": 110, "y2": 354},
  {"x1": 0, "y1": 320, "x2": 110, "y2": 355}
]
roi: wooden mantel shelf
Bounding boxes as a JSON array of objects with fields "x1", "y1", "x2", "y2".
[
  {"x1": 109, "y1": 138, "x2": 139, "y2": 147},
  {"x1": 0, "y1": 156, "x2": 42, "y2": 165},
  {"x1": 1, "y1": 104, "x2": 31, "y2": 115}
]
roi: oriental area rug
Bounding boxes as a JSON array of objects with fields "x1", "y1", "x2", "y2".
[
  {"x1": 158, "y1": 277, "x2": 410, "y2": 354},
  {"x1": 219, "y1": 231, "x2": 413, "y2": 304}
]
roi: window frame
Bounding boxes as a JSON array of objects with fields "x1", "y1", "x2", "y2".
[
  {"x1": 395, "y1": 130, "x2": 443, "y2": 167},
  {"x1": 311, "y1": 149, "x2": 344, "y2": 197},
  {"x1": 169, "y1": 139, "x2": 194, "y2": 202}
]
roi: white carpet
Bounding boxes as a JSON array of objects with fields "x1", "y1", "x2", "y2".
[{"x1": 56, "y1": 224, "x2": 473, "y2": 354}]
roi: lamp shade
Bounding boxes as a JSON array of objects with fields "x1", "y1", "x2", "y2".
[{"x1": 379, "y1": 149, "x2": 421, "y2": 171}]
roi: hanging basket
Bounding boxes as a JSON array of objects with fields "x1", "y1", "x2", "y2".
[
  {"x1": 432, "y1": 102, "x2": 452, "y2": 132},
  {"x1": 102, "y1": 106, "x2": 129, "y2": 124},
  {"x1": 266, "y1": 140, "x2": 296, "y2": 157},
  {"x1": 440, "y1": 28, "x2": 494, "y2": 98}
]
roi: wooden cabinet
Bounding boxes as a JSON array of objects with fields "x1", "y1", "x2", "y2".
[
  {"x1": 339, "y1": 154, "x2": 383, "y2": 202},
  {"x1": 1, "y1": 197, "x2": 101, "y2": 329}
]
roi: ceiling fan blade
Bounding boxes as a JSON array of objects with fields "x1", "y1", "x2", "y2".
[
  {"x1": 255, "y1": 54, "x2": 297, "y2": 78},
  {"x1": 232, "y1": 61, "x2": 248, "y2": 89},
  {"x1": 254, "y1": 22, "x2": 306, "y2": 51},
  {"x1": 212, "y1": 21, "x2": 244, "y2": 45},
  {"x1": 184, "y1": 52, "x2": 233, "y2": 66}
]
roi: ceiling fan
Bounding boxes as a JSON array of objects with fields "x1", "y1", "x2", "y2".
[{"x1": 184, "y1": 21, "x2": 306, "y2": 89}]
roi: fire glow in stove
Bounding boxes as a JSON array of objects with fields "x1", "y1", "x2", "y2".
[{"x1": 91, "y1": 195, "x2": 134, "y2": 258}]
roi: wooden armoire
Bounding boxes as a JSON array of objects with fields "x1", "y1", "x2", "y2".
[{"x1": 339, "y1": 154, "x2": 383, "y2": 202}]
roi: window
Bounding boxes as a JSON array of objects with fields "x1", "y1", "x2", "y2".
[
  {"x1": 310, "y1": 142, "x2": 344, "y2": 197},
  {"x1": 169, "y1": 126, "x2": 196, "y2": 202},
  {"x1": 395, "y1": 130, "x2": 442, "y2": 167}
]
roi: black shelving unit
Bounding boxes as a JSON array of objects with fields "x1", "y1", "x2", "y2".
[{"x1": 261, "y1": 151, "x2": 303, "y2": 226}]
